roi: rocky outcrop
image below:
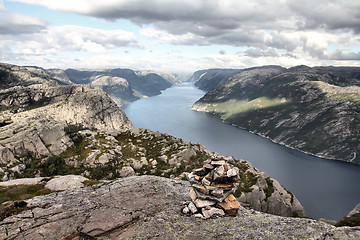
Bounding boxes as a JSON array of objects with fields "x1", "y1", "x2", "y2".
[
  {"x1": 0, "y1": 64, "x2": 58, "y2": 89},
  {"x1": 192, "y1": 65, "x2": 360, "y2": 163},
  {"x1": 0, "y1": 175, "x2": 333, "y2": 240},
  {"x1": 0, "y1": 64, "x2": 132, "y2": 177},
  {"x1": 44, "y1": 175, "x2": 88, "y2": 191}
]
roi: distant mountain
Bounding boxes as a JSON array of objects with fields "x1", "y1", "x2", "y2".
[
  {"x1": 189, "y1": 69, "x2": 240, "y2": 91},
  {"x1": 192, "y1": 65, "x2": 360, "y2": 163},
  {"x1": 63, "y1": 68, "x2": 175, "y2": 106}
]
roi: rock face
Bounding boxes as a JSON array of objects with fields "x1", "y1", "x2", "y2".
[
  {"x1": 192, "y1": 65, "x2": 360, "y2": 163},
  {"x1": 0, "y1": 175, "x2": 333, "y2": 240},
  {"x1": 0, "y1": 63, "x2": 132, "y2": 178}
]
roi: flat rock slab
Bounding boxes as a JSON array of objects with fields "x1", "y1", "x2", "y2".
[
  {"x1": 0, "y1": 176, "x2": 337, "y2": 240},
  {"x1": 0, "y1": 177, "x2": 44, "y2": 187},
  {"x1": 44, "y1": 175, "x2": 88, "y2": 191}
]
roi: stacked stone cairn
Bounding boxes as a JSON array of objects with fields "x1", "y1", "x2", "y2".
[{"x1": 182, "y1": 158, "x2": 241, "y2": 219}]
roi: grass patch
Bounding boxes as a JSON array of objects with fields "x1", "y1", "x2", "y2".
[
  {"x1": 0, "y1": 184, "x2": 53, "y2": 204},
  {"x1": 198, "y1": 97, "x2": 290, "y2": 121},
  {"x1": 0, "y1": 184, "x2": 54, "y2": 220},
  {"x1": 82, "y1": 179, "x2": 103, "y2": 187},
  {"x1": 335, "y1": 213, "x2": 360, "y2": 227},
  {"x1": 0, "y1": 201, "x2": 29, "y2": 221}
]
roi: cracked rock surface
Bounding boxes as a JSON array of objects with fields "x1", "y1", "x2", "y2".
[{"x1": 0, "y1": 175, "x2": 335, "y2": 240}]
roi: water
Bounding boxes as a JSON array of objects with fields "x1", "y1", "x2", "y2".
[{"x1": 123, "y1": 84, "x2": 360, "y2": 221}]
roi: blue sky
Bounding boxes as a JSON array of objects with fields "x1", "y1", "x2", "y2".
[{"x1": 1, "y1": 0, "x2": 359, "y2": 72}]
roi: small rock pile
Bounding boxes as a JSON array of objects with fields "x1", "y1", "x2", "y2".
[{"x1": 183, "y1": 158, "x2": 241, "y2": 219}]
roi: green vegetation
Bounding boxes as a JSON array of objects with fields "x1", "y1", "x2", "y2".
[
  {"x1": 197, "y1": 97, "x2": 290, "y2": 121},
  {"x1": 331, "y1": 93, "x2": 360, "y2": 103},
  {"x1": 0, "y1": 183, "x2": 55, "y2": 220},
  {"x1": 235, "y1": 171, "x2": 259, "y2": 197},
  {"x1": 313, "y1": 81, "x2": 360, "y2": 103},
  {"x1": 0, "y1": 201, "x2": 28, "y2": 221},
  {"x1": 264, "y1": 177, "x2": 275, "y2": 200},
  {"x1": 82, "y1": 179, "x2": 103, "y2": 187},
  {"x1": 335, "y1": 213, "x2": 360, "y2": 227},
  {"x1": 0, "y1": 184, "x2": 53, "y2": 204}
]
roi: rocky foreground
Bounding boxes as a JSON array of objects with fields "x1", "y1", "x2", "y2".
[{"x1": 0, "y1": 175, "x2": 338, "y2": 240}]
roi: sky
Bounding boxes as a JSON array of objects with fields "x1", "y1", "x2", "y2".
[{"x1": 0, "y1": 0, "x2": 359, "y2": 72}]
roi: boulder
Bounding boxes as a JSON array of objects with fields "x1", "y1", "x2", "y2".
[
  {"x1": 45, "y1": 175, "x2": 88, "y2": 191},
  {"x1": 119, "y1": 166, "x2": 136, "y2": 178},
  {"x1": 0, "y1": 177, "x2": 44, "y2": 187}
]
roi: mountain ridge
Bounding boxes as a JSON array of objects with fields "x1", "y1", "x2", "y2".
[{"x1": 192, "y1": 65, "x2": 360, "y2": 163}]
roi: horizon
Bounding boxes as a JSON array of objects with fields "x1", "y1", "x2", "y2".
[{"x1": 1, "y1": 0, "x2": 359, "y2": 72}]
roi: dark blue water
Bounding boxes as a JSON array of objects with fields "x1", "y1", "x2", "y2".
[{"x1": 122, "y1": 84, "x2": 360, "y2": 221}]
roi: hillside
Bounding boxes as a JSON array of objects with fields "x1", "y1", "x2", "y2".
[
  {"x1": 63, "y1": 68, "x2": 175, "y2": 106},
  {"x1": 192, "y1": 66, "x2": 360, "y2": 163},
  {"x1": 190, "y1": 68, "x2": 240, "y2": 91}
]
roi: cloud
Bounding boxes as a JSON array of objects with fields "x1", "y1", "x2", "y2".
[
  {"x1": 0, "y1": 12, "x2": 47, "y2": 35},
  {"x1": 5, "y1": 0, "x2": 360, "y2": 70},
  {"x1": 10, "y1": 0, "x2": 360, "y2": 33},
  {"x1": 245, "y1": 48, "x2": 279, "y2": 58},
  {"x1": 6, "y1": 25, "x2": 142, "y2": 55},
  {"x1": 329, "y1": 50, "x2": 360, "y2": 60},
  {"x1": 218, "y1": 50, "x2": 226, "y2": 55},
  {"x1": 287, "y1": 0, "x2": 360, "y2": 33}
]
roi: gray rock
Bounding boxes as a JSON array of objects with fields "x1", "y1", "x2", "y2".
[
  {"x1": 188, "y1": 202, "x2": 198, "y2": 214},
  {"x1": 0, "y1": 176, "x2": 334, "y2": 240},
  {"x1": 194, "y1": 199, "x2": 216, "y2": 208},
  {"x1": 119, "y1": 166, "x2": 136, "y2": 178},
  {"x1": 346, "y1": 202, "x2": 360, "y2": 217},
  {"x1": 202, "y1": 207, "x2": 225, "y2": 219},
  {"x1": 97, "y1": 153, "x2": 114, "y2": 165},
  {"x1": 0, "y1": 177, "x2": 44, "y2": 186},
  {"x1": 45, "y1": 175, "x2": 88, "y2": 191},
  {"x1": 314, "y1": 226, "x2": 360, "y2": 240},
  {"x1": 238, "y1": 168, "x2": 305, "y2": 217}
]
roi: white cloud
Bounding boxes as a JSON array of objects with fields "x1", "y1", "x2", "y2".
[
  {"x1": 5, "y1": 25, "x2": 142, "y2": 56},
  {"x1": 0, "y1": 12, "x2": 47, "y2": 34},
  {"x1": 4, "y1": 0, "x2": 360, "y2": 70}
]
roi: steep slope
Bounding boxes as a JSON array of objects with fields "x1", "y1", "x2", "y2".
[
  {"x1": 193, "y1": 66, "x2": 360, "y2": 163},
  {"x1": 190, "y1": 68, "x2": 240, "y2": 91}
]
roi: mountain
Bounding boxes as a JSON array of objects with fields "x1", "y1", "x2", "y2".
[
  {"x1": 189, "y1": 68, "x2": 240, "y2": 91},
  {"x1": 192, "y1": 65, "x2": 360, "y2": 163},
  {"x1": 63, "y1": 68, "x2": 175, "y2": 106}
]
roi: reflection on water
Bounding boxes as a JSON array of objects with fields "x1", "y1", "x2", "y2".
[{"x1": 123, "y1": 84, "x2": 360, "y2": 220}]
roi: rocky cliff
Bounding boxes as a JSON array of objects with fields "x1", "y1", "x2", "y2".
[{"x1": 192, "y1": 65, "x2": 360, "y2": 163}]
